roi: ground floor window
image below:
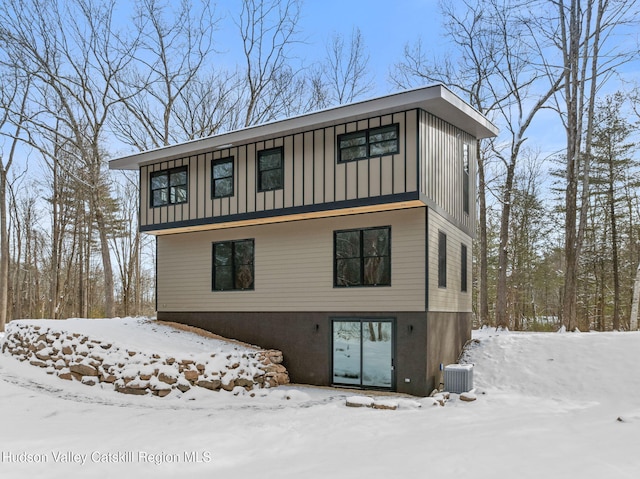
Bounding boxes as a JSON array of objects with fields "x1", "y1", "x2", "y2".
[
  {"x1": 438, "y1": 231, "x2": 447, "y2": 288},
  {"x1": 332, "y1": 319, "x2": 394, "y2": 389},
  {"x1": 212, "y1": 239, "x2": 254, "y2": 291},
  {"x1": 334, "y1": 226, "x2": 391, "y2": 287},
  {"x1": 461, "y1": 243, "x2": 468, "y2": 292}
]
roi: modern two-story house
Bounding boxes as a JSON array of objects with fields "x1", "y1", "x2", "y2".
[{"x1": 109, "y1": 85, "x2": 498, "y2": 396}]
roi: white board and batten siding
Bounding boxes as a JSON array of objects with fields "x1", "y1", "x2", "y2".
[{"x1": 157, "y1": 208, "x2": 426, "y2": 313}]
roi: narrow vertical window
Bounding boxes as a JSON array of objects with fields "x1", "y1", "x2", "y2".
[
  {"x1": 212, "y1": 157, "x2": 234, "y2": 198},
  {"x1": 461, "y1": 243, "x2": 468, "y2": 292},
  {"x1": 212, "y1": 239, "x2": 255, "y2": 291},
  {"x1": 438, "y1": 231, "x2": 447, "y2": 288},
  {"x1": 257, "y1": 147, "x2": 283, "y2": 191},
  {"x1": 463, "y1": 143, "x2": 470, "y2": 215}
]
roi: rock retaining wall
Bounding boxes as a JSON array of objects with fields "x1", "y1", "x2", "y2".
[{"x1": 1, "y1": 321, "x2": 290, "y2": 397}]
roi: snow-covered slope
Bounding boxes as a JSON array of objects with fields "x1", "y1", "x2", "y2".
[
  {"x1": 469, "y1": 328, "x2": 640, "y2": 408},
  {"x1": 2, "y1": 318, "x2": 289, "y2": 395},
  {"x1": 1, "y1": 320, "x2": 639, "y2": 478}
]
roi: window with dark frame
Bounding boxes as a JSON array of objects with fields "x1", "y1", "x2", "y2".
[
  {"x1": 212, "y1": 157, "x2": 234, "y2": 198},
  {"x1": 334, "y1": 227, "x2": 391, "y2": 287},
  {"x1": 438, "y1": 231, "x2": 447, "y2": 288},
  {"x1": 461, "y1": 243, "x2": 468, "y2": 292},
  {"x1": 150, "y1": 166, "x2": 188, "y2": 207},
  {"x1": 338, "y1": 130, "x2": 367, "y2": 162},
  {"x1": 463, "y1": 143, "x2": 470, "y2": 215},
  {"x1": 338, "y1": 124, "x2": 399, "y2": 163},
  {"x1": 257, "y1": 147, "x2": 283, "y2": 191},
  {"x1": 212, "y1": 239, "x2": 254, "y2": 291}
]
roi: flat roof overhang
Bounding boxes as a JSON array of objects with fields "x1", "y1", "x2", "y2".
[{"x1": 109, "y1": 84, "x2": 498, "y2": 171}]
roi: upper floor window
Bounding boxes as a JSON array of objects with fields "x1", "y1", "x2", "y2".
[
  {"x1": 257, "y1": 147, "x2": 283, "y2": 191},
  {"x1": 212, "y1": 239, "x2": 255, "y2": 291},
  {"x1": 463, "y1": 143, "x2": 470, "y2": 214},
  {"x1": 338, "y1": 124, "x2": 399, "y2": 163},
  {"x1": 212, "y1": 157, "x2": 234, "y2": 198},
  {"x1": 334, "y1": 226, "x2": 391, "y2": 287},
  {"x1": 150, "y1": 166, "x2": 187, "y2": 207}
]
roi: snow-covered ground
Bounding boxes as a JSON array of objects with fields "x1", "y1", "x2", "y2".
[{"x1": 1, "y1": 319, "x2": 639, "y2": 478}]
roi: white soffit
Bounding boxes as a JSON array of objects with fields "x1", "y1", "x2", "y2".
[{"x1": 109, "y1": 84, "x2": 498, "y2": 171}]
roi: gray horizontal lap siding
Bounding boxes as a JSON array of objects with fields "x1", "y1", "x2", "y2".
[
  {"x1": 140, "y1": 110, "x2": 419, "y2": 230},
  {"x1": 156, "y1": 208, "x2": 426, "y2": 313}
]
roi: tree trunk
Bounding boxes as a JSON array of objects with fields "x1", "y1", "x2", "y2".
[
  {"x1": 134, "y1": 231, "x2": 141, "y2": 316},
  {"x1": 49, "y1": 140, "x2": 61, "y2": 319},
  {"x1": 561, "y1": 0, "x2": 582, "y2": 332},
  {"x1": 561, "y1": 0, "x2": 606, "y2": 332},
  {"x1": 630, "y1": 263, "x2": 640, "y2": 331},
  {"x1": 477, "y1": 140, "x2": 490, "y2": 326},
  {"x1": 563, "y1": 178, "x2": 578, "y2": 332},
  {"x1": 495, "y1": 159, "x2": 517, "y2": 329},
  {"x1": 94, "y1": 202, "x2": 115, "y2": 318},
  {"x1": 368, "y1": 322, "x2": 376, "y2": 342},
  {"x1": 608, "y1": 157, "x2": 620, "y2": 330},
  {"x1": 0, "y1": 167, "x2": 8, "y2": 331}
]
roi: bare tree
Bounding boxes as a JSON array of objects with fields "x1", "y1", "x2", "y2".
[
  {"x1": 0, "y1": 66, "x2": 30, "y2": 330},
  {"x1": 237, "y1": 0, "x2": 303, "y2": 127},
  {"x1": 508, "y1": 154, "x2": 553, "y2": 329},
  {"x1": 111, "y1": 0, "x2": 227, "y2": 149},
  {"x1": 110, "y1": 172, "x2": 155, "y2": 317},
  {"x1": 488, "y1": 4, "x2": 563, "y2": 330},
  {"x1": 7, "y1": 179, "x2": 49, "y2": 320},
  {"x1": 628, "y1": 86, "x2": 640, "y2": 331},
  {"x1": 390, "y1": 0, "x2": 499, "y2": 326},
  {"x1": 532, "y1": 0, "x2": 639, "y2": 330},
  {"x1": 0, "y1": 0, "x2": 136, "y2": 318},
  {"x1": 172, "y1": 71, "x2": 242, "y2": 141},
  {"x1": 310, "y1": 27, "x2": 375, "y2": 109},
  {"x1": 390, "y1": 0, "x2": 561, "y2": 329}
]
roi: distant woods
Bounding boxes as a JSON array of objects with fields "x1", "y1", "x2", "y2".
[
  {"x1": 1, "y1": 0, "x2": 639, "y2": 331},
  {"x1": 0, "y1": 0, "x2": 374, "y2": 330},
  {"x1": 392, "y1": 0, "x2": 640, "y2": 332}
]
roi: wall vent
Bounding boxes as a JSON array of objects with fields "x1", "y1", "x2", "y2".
[{"x1": 444, "y1": 364, "x2": 473, "y2": 393}]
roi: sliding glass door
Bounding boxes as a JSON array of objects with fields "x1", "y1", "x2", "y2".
[{"x1": 332, "y1": 319, "x2": 394, "y2": 389}]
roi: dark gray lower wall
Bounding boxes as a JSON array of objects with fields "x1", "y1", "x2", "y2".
[
  {"x1": 426, "y1": 312, "x2": 473, "y2": 391},
  {"x1": 158, "y1": 311, "x2": 471, "y2": 396}
]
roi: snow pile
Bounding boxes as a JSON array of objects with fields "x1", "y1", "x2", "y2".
[
  {"x1": 469, "y1": 327, "x2": 640, "y2": 406},
  {"x1": 344, "y1": 395, "x2": 419, "y2": 410},
  {"x1": 1, "y1": 318, "x2": 289, "y2": 397},
  {"x1": 1, "y1": 324, "x2": 640, "y2": 478}
]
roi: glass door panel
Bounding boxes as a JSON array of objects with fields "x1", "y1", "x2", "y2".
[
  {"x1": 362, "y1": 321, "x2": 393, "y2": 388},
  {"x1": 332, "y1": 321, "x2": 361, "y2": 385},
  {"x1": 332, "y1": 319, "x2": 394, "y2": 390}
]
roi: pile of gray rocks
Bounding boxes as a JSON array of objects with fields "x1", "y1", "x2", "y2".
[{"x1": 2, "y1": 321, "x2": 290, "y2": 397}]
